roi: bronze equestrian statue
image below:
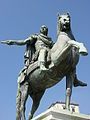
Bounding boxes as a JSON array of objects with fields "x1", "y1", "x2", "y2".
[{"x1": 1, "y1": 13, "x2": 88, "y2": 120}]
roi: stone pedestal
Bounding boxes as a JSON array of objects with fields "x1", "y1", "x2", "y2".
[{"x1": 32, "y1": 102, "x2": 90, "y2": 120}]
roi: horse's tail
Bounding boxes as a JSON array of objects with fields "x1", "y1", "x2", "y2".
[{"x1": 16, "y1": 84, "x2": 21, "y2": 120}]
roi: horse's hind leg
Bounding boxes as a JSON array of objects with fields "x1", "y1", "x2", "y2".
[
  {"x1": 28, "y1": 90, "x2": 45, "y2": 120},
  {"x1": 20, "y1": 82, "x2": 29, "y2": 120},
  {"x1": 65, "y1": 74, "x2": 73, "y2": 110}
]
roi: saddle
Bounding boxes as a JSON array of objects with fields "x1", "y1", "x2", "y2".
[{"x1": 27, "y1": 61, "x2": 39, "y2": 76}]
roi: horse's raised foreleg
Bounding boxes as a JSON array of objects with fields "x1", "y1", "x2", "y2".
[
  {"x1": 68, "y1": 40, "x2": 88, "y2": 56},
  {"x1": 20, "y1": 82, "x2": 29, "y2": 120},
  {"x1": 28, "y1": 90, "x2": 45, "y2": 120},
  {"x1": 65, "y1": 74, "x2": 73, "y2": 110}
]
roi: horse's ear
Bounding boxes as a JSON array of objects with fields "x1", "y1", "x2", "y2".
[
  {"x1": 67, "y1": 12, "x2": 70, "y2": 15},
  {"x1": 57, "y1": 13, "x2": 61, "y2": 20},
  {"x1": 66, "y1": 12, "x2": 71, "y2": 18},
  {"x1": 57, "y1": 13, "x2": 60, "y2": 17}
]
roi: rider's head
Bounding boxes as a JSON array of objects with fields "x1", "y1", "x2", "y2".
[{"x1": 40, "y1": 25, "x2": 48, "y2": 36}]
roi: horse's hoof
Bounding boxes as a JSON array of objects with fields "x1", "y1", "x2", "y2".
[{"x1": 74, "y1": 80, "x2": 87, "y2": 87}]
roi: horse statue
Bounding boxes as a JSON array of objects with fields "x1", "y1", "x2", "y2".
[{"x1": 1, "y1": 13, "x2": 88, "y2": 120}]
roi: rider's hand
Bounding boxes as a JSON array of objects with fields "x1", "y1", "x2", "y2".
[{"x1": 6, "y1": 40, "x2": 14, "y2": 45}]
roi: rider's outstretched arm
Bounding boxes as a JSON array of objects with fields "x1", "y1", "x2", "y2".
[{"x1": 1, "y1": 36, "x2": 35, "y2": 46}]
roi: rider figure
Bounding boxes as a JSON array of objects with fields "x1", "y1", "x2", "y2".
[
  {"x1": 31, "y1": 25, "x2": 54, "y2": 70},
  {"x1": 1, "y1": 25, "x2": 54, "y2": 83}
]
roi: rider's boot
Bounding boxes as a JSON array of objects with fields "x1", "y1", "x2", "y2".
[
  {"x1": 73, "y1": 79, "x2": 87, "y2": 87},
  {"x1": 49, "y1": 61, "x2": 54, "y2": 68},
  {"x1": 40, "y1": 62, "x2": 48, "y2": 71}
]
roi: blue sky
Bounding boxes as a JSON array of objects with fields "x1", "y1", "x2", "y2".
[{"x1": 0, "y1": 0, "x2": 90, "y2": 119}]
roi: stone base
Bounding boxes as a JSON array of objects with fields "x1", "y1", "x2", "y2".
[{"x1": 32, "y1": 102, "x2": 90, "y2": 120}]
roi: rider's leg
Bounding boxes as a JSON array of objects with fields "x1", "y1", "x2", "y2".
[
  {"x1": 38, "y1": 48, "x2": 48, "y2": 71},
  {"x1": 28, "y1": 90, "x2": 45, "y2": 120}
]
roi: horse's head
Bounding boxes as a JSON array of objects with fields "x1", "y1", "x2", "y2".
[{"x1": 57, "y1": 13, "x2": 71, "y2": 35}]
